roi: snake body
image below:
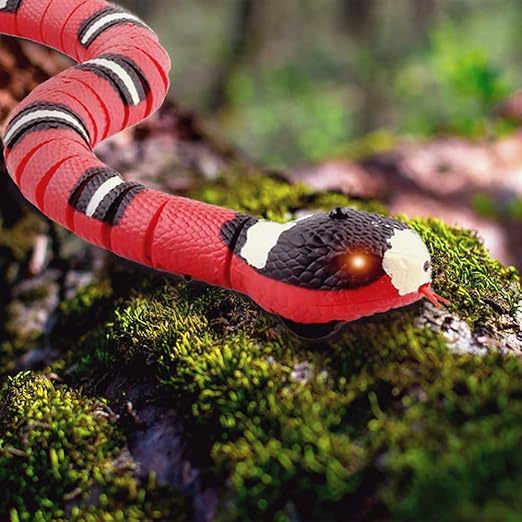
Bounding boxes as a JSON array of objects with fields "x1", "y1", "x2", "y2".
[{"x1": 0, "y1": 0, "x2": 447, "y2": 338}]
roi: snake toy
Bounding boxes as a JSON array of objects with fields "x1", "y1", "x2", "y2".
[{"x1": 0, "y1": 0, "x2": 449, "y2": 339}]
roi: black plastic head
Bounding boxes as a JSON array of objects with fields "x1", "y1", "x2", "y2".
[{"x1": 253, "y1": 208, "x2": 409, "y2": 290}]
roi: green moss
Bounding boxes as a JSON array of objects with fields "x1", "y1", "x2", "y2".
[
  {"x1": 0, "y1": 214, "x2": 45, "y2": 262},
  {"x1": 506, "y1": 197, "x2": 522, "y2": 220},
  {"x1": 471, "y1": 193, "x2": 522, "y2": 222},
  {"x1": 339, "y1": 129, "x2": 397, "y2": 161},
  {"x1": 470, "y1": 192, "x2": 498, "y2": 219},
  {"x1": 0, "y1": 215, "x2": 46, "y2": 362},
  {"x1": 36, "y1": 172, "x2": 521, "y2": 521},
  {"x1": 188, "y1": 171, "x2": 385, "y2": 221},
  {"x1": 409, "y1": 217, "x2": 520, "y2": 327},
  {"x1": 54, "y1": 280, "x2": 113, "y2": 344},
  {"x1": 0, "y1": 372, "x2": 186, "y2": 521},
  {"x1": 49, "y1": 279, "x2": 125, "y2": 377},
  {"x1": 378, "y1": 353, "x2": 522, "y2": 522},
  {"x1": 15, "y1": 283, "x2": 52, "y2": 303},
  {"x1": 67, "y1": 274, "x2": 520, "y2": 520},
  {"x1": 60, "y1": 281, "x2": 112, "y2": 319},
  {"x1": 71, "y1": 284, "x2": 367, "y2": 519},
  {"x1": 0, "y1": 341, "x2": 16, "y2": 379}
]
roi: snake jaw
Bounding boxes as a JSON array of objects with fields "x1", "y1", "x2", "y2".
[{"x1": 418, "y1": 283, "x2": 450, "y2": 308}]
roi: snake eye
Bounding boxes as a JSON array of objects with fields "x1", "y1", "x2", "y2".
[
  {"x1": 330, "y1": 250, "x2": 384, "y2": 288},
  {"x1": 423, "y1": 260, "x2": 430, "y2": 272}
]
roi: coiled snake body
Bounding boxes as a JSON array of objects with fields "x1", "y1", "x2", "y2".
[{"x1": 0, "y1": 0, "x2": 448, "y2": 338}]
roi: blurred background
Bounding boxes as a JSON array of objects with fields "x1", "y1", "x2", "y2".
[{"x1": 122, "y1": 0, "x2": 522, "y2": 168}]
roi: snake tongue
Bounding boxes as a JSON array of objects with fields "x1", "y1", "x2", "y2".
[{"x1": 418, "y1": 283, "x2": 450, "y2": 308}]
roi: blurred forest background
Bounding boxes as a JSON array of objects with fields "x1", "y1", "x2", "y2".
[{"x1": 122, "y1": 0, "x2": 522, "y2": 168}]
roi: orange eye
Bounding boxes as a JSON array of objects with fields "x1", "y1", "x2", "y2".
[
  {"x1": 347, "y1": 254, "x2": 368, "y2": 271},
  {"x1": 330, "y1": 251, "x2": 384, "y2": 288}
]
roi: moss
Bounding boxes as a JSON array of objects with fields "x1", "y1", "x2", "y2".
[
  {"x1": 471, "y1": 193, "x2": 522, "y2": 222},
  {"x1": 5, "y1": 281, "x2": 59, "y2": 352},
  {"x1": 50, "y1": 276, "x2": 139, "y2": 376},
  {"x1": 378, "y1": 353, "x2": 522, "y2": 522},
  {"x1": 339, "y1": 129, "x2": 397, "y2": 161},
  {"x1": 0, "y1": 213, "x2": 45, "y2": 262},
  {"x1": 409, "y1": 217, "x2": 521, "y2": 327},
  {"x1": 66, "y1": 277, "x2": 520, "y2": 520},
  {"x1": 18, "y1": 170, "x2": 518, "y2": 521},
  {"x1": 70, "y1": 284, "x2": 367, "y2": 519},
  {"x1": 0, "y1": 214, "x2": 50, "y2": 369},
  {"x1": 54, "y1": 280, "x2": 114, "y2": 342},
  {"x1": 14, "y1": 283, "x2": 52, "y2": 303},
  {"x1": 506, "y1": 197, "x2": 522, "y2": 220},
  {"x1": 470, "y1": 192, "x2": 498, "y2": 219},
  {"x1": 187, "y1": 171, "x2": 386, "y2": 221},
  {"x1": 0, "y1": 372, "x2": 186, "y2": 521},
  {"x1": 0, "y1": 341, "x2": 16, "y2": 378}
]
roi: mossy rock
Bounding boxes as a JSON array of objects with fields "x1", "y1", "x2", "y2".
[
  {"x1": 1, "y1": 172, "x2": 521, "y2": 521},
  {"x1": 0, "y1": 372, "x2": 187, "y2": 521}
]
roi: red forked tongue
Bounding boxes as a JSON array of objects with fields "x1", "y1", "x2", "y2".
[{"x1": 418, "y1": 283, "x2": 451, "y2": 308}]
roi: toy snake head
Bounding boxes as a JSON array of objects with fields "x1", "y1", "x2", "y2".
[{"x1": 226, "y1": 207, "x2": 448, "y2": 339}]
